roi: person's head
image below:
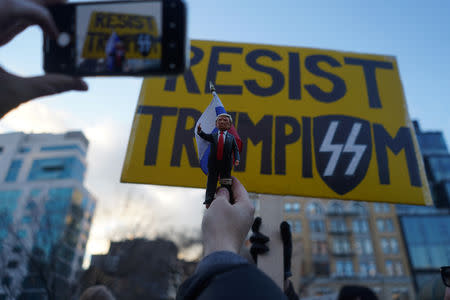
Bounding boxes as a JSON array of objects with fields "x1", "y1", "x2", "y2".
[
  {"x1": 442, "y1": 266, "x2": 450, "y2": 300},
  {"x1": 80, "y1": 285, "x2": 115, "y2": 300},
  {"x1": 215, "y1": 114, "x2": 232, "y2": 131},
  {"x1": 338, "y1": 285, "x2": 378, "y2": 300}
]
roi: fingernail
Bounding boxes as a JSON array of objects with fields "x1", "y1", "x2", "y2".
[
  {"x1": 77, "y1": 79, "x2": 88, "y2": 91},
  {"x1": 216, "y1": 188, "x2": 228, "y2": 197}
]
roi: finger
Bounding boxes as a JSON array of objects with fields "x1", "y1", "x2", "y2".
[
  {"x1": 280, "y1": 222, "x2": 292, "y2": 245},
  {"x1": 280, "y1": 221, "x2": 293, "y2": 280},
  {"x1": 0, "y1": 21, "x2": 30, "y2": 46},
  {"x1": 249, "y1": 233, "x2": 269, "y2": 244},
  {"x1": 250, "y1": 243, "x2": 269, "y2": 255},
  {"x1": 230, "y1": 176, "x2": 251, "y2": 207},
  {"x1": 23, "y1": 74, "x2": 88, "y2": 101},
  {"x1": 252, "y1": 217, "x2": 262, "y2": 232},
  {"x1": 13, "y1": 0, "x2": 59, "y2": 38},
  {"x1": 214, "y1": 187, "x2": 230, "y2": 205}
]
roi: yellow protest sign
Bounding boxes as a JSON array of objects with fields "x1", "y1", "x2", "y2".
[
  {"x1": 81, "y1": 11, "x2": 161, "y2": 59},
  {"x1": 121, "y1": 40, "x2": 432, "y2": 205}
]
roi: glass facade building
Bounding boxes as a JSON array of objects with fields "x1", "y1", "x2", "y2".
[
  {"x1": 0, "y1": 131, "x2": 96, "y2": 300},
  {"x1": 396, "y1": 121, "x2": 450, "y2": 292}
]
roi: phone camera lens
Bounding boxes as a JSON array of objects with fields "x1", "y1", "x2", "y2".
[{"x1": 57, "y1": 33, "x2": 71, "y2": 47}]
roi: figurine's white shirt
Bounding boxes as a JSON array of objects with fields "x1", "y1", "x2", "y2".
[{"x1": 217, "y1": 131, "x2": 228, "y2": 139}]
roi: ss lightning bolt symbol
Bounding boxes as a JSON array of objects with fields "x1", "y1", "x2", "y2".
[{"x1": 319, "y1": 121, "x2": 367, "y2": 177}]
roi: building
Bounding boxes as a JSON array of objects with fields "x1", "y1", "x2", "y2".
[
  {"x1": 251, "y1": 195, "x2": 415, "y2": 300},
  {"x1": 395, "y1": 121, "x2": 450, "y2": 291},
  {"x1": 0, "y1": 132, "x2": 96, "y2": 300},
  {"x1": 79, "y1": 238, "x2": 187, "y2": 300}
]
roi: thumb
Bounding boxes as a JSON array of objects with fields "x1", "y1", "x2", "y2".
[
  {"x1": 22, "y1": 74, "x2": 88, "y2": 101},
  {"x1": 215, "y1": 187, "x2": 230, "y2": 203}
]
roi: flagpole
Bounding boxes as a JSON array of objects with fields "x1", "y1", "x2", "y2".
[{"x1": 209, "y1": 81, "x2": 216, "y2": 94}]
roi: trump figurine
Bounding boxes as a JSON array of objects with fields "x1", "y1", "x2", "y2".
[{"x1": 197, "y1": 111, "x2": 240, "y2": 206}]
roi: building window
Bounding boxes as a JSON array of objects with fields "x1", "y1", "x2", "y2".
[
  {"x1": 336, "y1": 260, "x2": 354, "y2": 277},
  {"x1": 395, "y1": 261, "x2": 404, "y2": 276},
  {"x1": 354, "y1": 238, "x2": 373, "y2": 255},
  {"x1": 330, "y1": 218, "x2": 347, "y2": 232},
  {"x1": 385, "y1": 219, "x2": 394, "y2": 232},
  {"x1": 309, "y1": 220, "x2": 325, "y2": 233},
  {"x1": 41, "y1": 144, "x2": 86, "y2": 156},
  {"x1": 17, "y1": 230, "x2": 27, "y2": 239},
  {"x1": 18, "y1": 147, "x2": 30, "y2": 153},
  {"x1": 377, "y1": 218, "x2": 394, "y2": 232},
  {"x1": 390, "y1": 238, "x2": 399, "y2": 254},
  {"x1": 312, "y1": 240, "x2": 328, "y2": 255},
  {"x1": 7, "y1": 260, "x2": 18, "y2": 269},
  {"x1": 1, "y1": 275, "x2": 11, "y2": 288},
  {"x1": 284, "y1": 203, "x2": 292, "y2": 212},
  {"x1": 401, "y1": 216, "x2": 450, "y2": 269},
  {"x1": 352, "y1": 203, "x2": 367, "y2": 215},
  {"x1": 284, "y1": 202, "x2": 300, "y2": 213},
  {"x1": 374, "y1": 203, "x2": 391, "y2": 213},
  {"x1": 352, "y1": 219, "x2": 369, "y2": 233},
  {"x1": 364, "y1": 239, "x2": 373, "y2": 255},
  {"x1": 314, "y1": 262, "x2": 329, "y2": 276},
  {"x1": 0, "y1": 190, "x2": 20, "y2": 225},
  {"x1": 28, "y1": 157, "x2": 85, "y2": 182},
  {"x1": 5, "y1": 160, "x2": 23, "y2": 182},
  {"x1": 359, "y1": 262, "x2": 368, "y2": 277},
  {"x1": 329, "y1": 202, "x2": 344, "y2": 214},
  {"x1": 427, "y1": 156, "x2": 450, "y2": 182},
  {"x1": 333, "y1": 238, "x2": 351, "y2": 254},
  {"x1": 385, "y1": 260, "x2": 394, "y2": 276},
  {"x1": 307, "y1": 202, "x2": 323, "y2": 215},
  {"x1": 376, "y1": 219, "x2": 385, "y2": 232},
  {"x1": 418, "y1": 132, "x2": 448, "y2": 155},
  {"x1": 368, "y1": 262, "x2": 377, "y2": 276},
  {"x1": 381, "y1": 238, "x2": 390, "y2": 254},
  {"x1": 294, "y1": 220, "x2": 301, "y2": 233}
]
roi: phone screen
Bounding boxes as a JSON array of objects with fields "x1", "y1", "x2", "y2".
[{"x1": 75, "y1": 1, "x2": 162, "y2": 74}]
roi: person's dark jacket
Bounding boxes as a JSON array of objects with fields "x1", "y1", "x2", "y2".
[{"x1": 176, "y1": 251, "x2": 287, "y2": 300}]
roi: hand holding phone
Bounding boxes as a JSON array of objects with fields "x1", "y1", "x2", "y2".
[
  {"x1": 44, "y1": 0, "x2": 189, "y2": 77},
  {"x1": 0, "y1": 0, "x2": 88, "y2": 119}
]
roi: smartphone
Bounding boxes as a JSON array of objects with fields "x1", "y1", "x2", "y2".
[{"x1": 43, "y1": 0, "x2": 189, "y2": 77}]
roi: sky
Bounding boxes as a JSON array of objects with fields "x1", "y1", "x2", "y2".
[{"x1": 0, "y1": 0, "x2": 449, "y2": 264}]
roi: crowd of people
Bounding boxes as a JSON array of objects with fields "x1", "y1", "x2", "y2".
[{"x1": 1, "y1": 0, "x2": 449, "y2": 299}]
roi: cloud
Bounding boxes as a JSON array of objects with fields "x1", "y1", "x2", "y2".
[{"x1": 0, "y1": 101, "x2": 73, "y2": 134}]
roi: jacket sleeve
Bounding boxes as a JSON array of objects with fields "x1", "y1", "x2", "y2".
[
  {"x1": 198, "y1": 130, "x2": 215, "y2": 143},
  {"x1": 176, "y1": 251, "x2": 287, "y2": 300},
  {"x1": 232, "y1": 137, "x2": 240, "y2": 162}
]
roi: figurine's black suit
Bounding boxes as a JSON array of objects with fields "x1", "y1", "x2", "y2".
[{"x1": 198, "y1": 129, "x2": 240, "y2": 205}]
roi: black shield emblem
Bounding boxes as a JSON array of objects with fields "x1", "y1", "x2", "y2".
[
  {"x1": 313, "y1": 115, "x2": 372, "y2": 195},
  {"x1": 136, "y1": 34, "x2": 152, "y2": 57}
]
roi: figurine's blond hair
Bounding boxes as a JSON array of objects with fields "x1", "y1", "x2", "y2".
[{"x1": 216, "y1": 113, "x2": 232, "y2": 123}]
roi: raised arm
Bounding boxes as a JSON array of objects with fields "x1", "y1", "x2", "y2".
[{"x1": 197, "y1": 124, "x2": 214, "y2": 143}]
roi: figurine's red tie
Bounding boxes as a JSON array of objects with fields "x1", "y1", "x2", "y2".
[{"x1": 217, "y1": 131, "x2": 224, "y2": 160}]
